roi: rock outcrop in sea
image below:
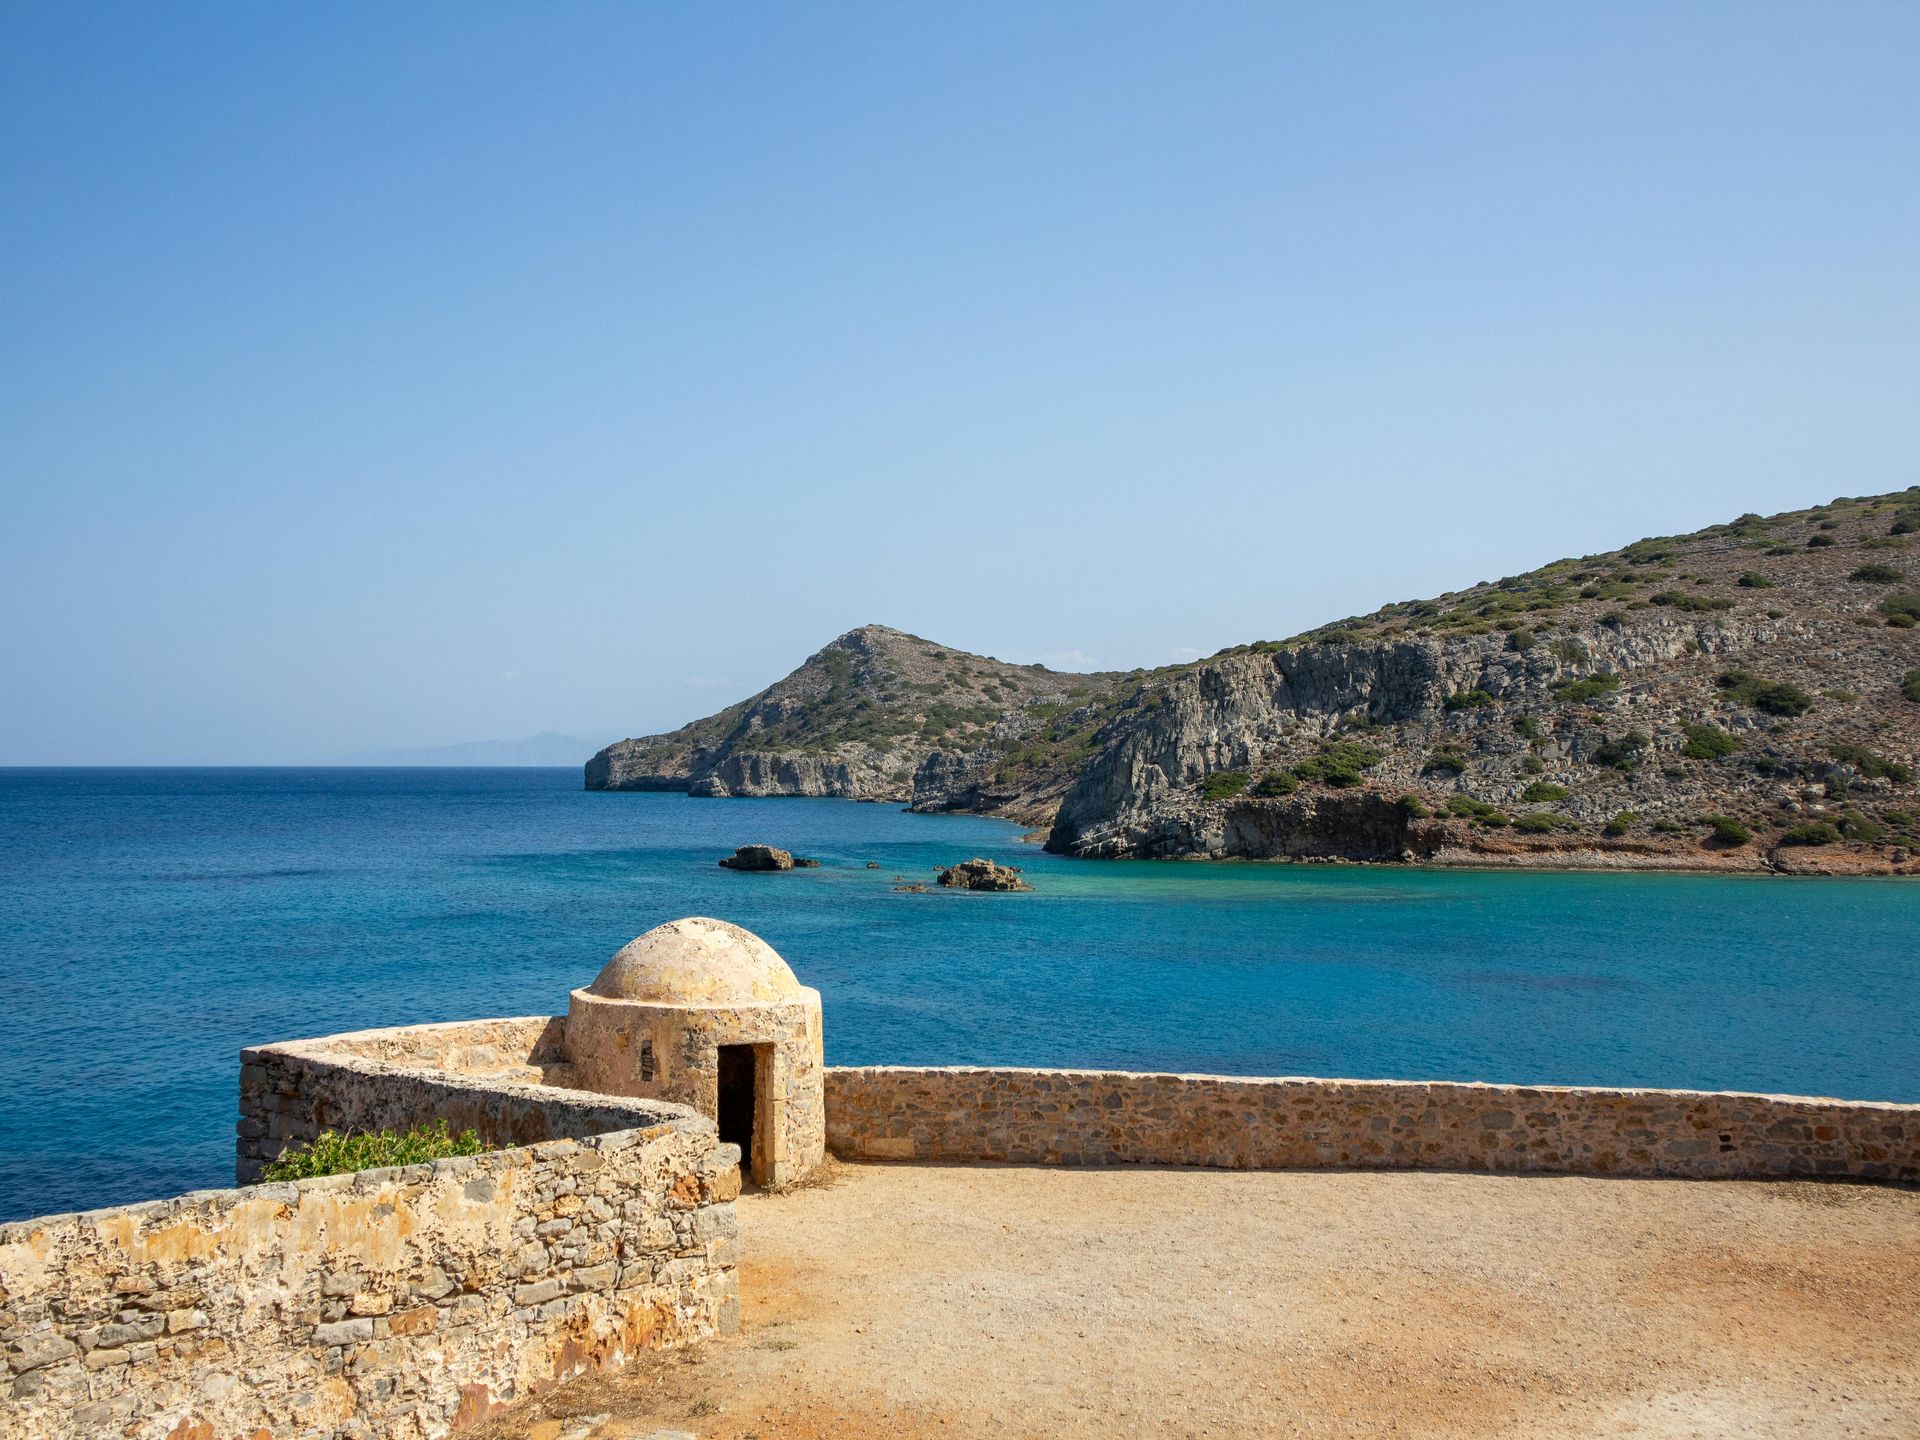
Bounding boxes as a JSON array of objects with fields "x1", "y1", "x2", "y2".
[
  {"x1": 718, "y1": 845, "x2": 795, "y2": 871},
  {"x1": 935, "y1": 858, "x2": 1034, "y2": 892}
]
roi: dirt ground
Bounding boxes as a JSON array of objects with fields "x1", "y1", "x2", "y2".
[{"x1": 475, "y1": 1162, "x2": 1920, "y2": 1440}]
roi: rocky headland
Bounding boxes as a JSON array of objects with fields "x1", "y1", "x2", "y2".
[{"x1": 588, "y1": 489, "x2": 1920, "y2": 873}]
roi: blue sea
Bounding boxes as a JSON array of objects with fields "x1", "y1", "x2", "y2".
[{"x1": 1, "y1": 767, "x2": 1916, "y2": 1223}]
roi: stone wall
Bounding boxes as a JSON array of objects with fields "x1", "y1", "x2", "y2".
[
  {"x1": 825, "y1": 1067, "x2": 1919, "y2": 1182},
  {"x1": 238, "y1": 1018, "x2": 684, "y2": 1184},
  {"x1": 0, "y1": 1124, "x2": 739, "y2": 1440}
]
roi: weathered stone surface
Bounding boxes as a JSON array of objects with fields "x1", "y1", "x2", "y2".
[
  {"x1": 0, "y1": 1110, "x2": 737, "y2": 1440},
  {"x1": 717, "y1": 845, "x2": 793, "y2": 872},
  {"x1": 824, "y1": 1066, "x2": 1919, "y2": 1183},
  {"x1": 567, "y1": 921, "x2": 828, "y2": 1189},
  {"x1": 934, "y1": 858, "x2": 1034, "y2": 892}
]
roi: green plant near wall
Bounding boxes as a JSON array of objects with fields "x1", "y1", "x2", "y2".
[{"x1": 263, "y1": 1121, "x2": 486, "y2": 1181}]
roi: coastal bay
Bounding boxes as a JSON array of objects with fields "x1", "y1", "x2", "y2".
[{"x1": 1, "y1": 766, "x2": 1916, "y2": 1223}]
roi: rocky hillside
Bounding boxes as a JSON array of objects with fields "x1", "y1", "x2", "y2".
[
  {"x1": 1047, "y1": 488, "x2": 1920, "y2": 873},
  {"x1": 584, "y1": 625, "x2": 1122, "y2": 811},
  {"x1": 590, "y1": 490, "x2": 1920, "y2": 874}
]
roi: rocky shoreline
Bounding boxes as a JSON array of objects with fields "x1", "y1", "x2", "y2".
[{"x1": 589, "y1": 490, "x2": 1920, "y2": 877}]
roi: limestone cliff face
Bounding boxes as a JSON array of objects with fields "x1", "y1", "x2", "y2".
[{"x1": 1046, "y1": 615, "x2": 1801, "y2": 858}]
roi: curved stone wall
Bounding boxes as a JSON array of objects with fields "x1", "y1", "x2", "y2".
[
  {"x1": 825, "y1": 1066, "x2": 1919, "y2": 1182},
  {"x1": 238, "y1": 1018, "x2": 687, "y2": 1184}
]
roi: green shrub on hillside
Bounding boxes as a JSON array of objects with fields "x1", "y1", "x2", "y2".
[
  {"x1": 1505, "y1": 628, "x2": 1536, "y2": 653},
  {"x1": 1552, "y1": 673, "x2": 1621, "y2": 703},
  {"x1": 1446, "y1": 795, "x2": 1509, "y2": 826},
  {"x1": 1397, "y1": 795, "x2": 1432, "y2": 818},
  {"x1": 1837, "y1": 811, "x2": 1885, "y2": 843},
  {"x1": 1716, "y1": 670, "x2": 1814, "y2": 717},
  {"x1": 1513, "y1": 714, "x2": 1545, "y2": 740},
  {"x1": 1879, "y1": 594, "x2": 1920, "y2": 624},
  {"x1": 1602, "y1": 811, "x2": 1637, "y2": 837},
  {"x1": 1252, "y1": 771, "x2": 1298, "y2": 797},
  {"x1": 1421, "y1": 750, "x2": 1468, "y2": 777},
  {"x1": 1591, "y1": 730, "x2": 1649, "y2": 771},
  {"x1": 1703, "y1": 816, "x2": 1751, "y2": 846},
  {"x1": 1681, "y1": 723, "x2": 1741, "y2": 760},
  {"x1": 263, "y1": 1121, "x2": 485, "y2": 1181},
  {"x1": 1649, "y1": 591, "x2": 1733, "y2": 612},
  {"x1": 1807, "y1": 534, "x2": 1836, "y2": 548},
  {"x1": 1444, "y1": 690, "x2": 1496, "y2": 711},
  {"x1": 1904, "y1": 670, "x2": 1920, "y2": 703},
  {"x1": 1780, "y1": 821, "x2": 1841, "y2": 846},
  {"x1": 1828, "y1": 744, "x2": 1914, "y2": 783},
  {"x1": 1521, "y1": 781, "x2": 1568, "y2": 803},
  {"x1": 1850, "y1": 563, "x2": 1903, "y2": 584},
  {"x1": 1736, "y1": 572, "x2": 1774, "y2": 588},
  {"x1": 1199, "y1": 770, "x2": 1249, "y2": 801},
  {"x1": 1293, "y1": 739, "x2": 1384, "y2": 788}
]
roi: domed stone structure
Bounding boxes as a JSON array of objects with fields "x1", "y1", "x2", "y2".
[{"x1": 566, "y1": 917, "x2": 824, "y2": 1186}]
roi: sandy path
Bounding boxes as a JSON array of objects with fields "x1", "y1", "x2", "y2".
[{"x1": 477, "y1": 1162, "x2": 1920, "y2": 1439}]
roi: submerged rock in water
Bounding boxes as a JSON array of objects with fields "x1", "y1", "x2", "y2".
[
  {"x1": 719, "y1": 844, "x2": 794, "y2": 871},
  {"x1": 794, "y1": 856, "x2": 822, "y2": 868},
  {"x1": 936, "y1": 858, "x2": 1034, "y2": 892}
]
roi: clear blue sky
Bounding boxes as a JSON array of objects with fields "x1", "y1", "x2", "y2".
[{"x1": 3, "y1": 3, "x2": 1916, "y2": 763}]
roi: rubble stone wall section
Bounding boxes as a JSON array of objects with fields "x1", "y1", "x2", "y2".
[
  {"x1": 237, "y1": 1019, "x2": 681, "y2": 1185},
  {"x1": 825, "y1": 1066, "x2": 1919, "y2": 1182},
  {"x1": 0, "y1": 1124, "x2": 740, "y2": 1440}
]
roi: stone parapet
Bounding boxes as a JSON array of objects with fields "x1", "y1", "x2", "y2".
[
  {"x1": 824, "y1": 1066, "x2": 1919, "y2": 1182},
  {"x1": 238, "y1": 1017, "x2": 688, "y2": 1184},
  {"x1": 0, "y1": 1124, "x2": 739, "y2": 1440}
]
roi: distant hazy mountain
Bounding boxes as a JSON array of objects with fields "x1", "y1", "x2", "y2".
[{"x1": 341, "y1": 732, "x2": 606, "y2": 766}]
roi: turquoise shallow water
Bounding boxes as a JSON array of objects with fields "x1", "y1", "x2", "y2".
[{"x1": 1, "y1": 766, "x2": 1916, "y2": 1222}]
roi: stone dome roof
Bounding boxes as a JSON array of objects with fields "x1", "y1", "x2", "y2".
[{"x1": 584, "y1": 917, "x2": 804, "y2": 1006}]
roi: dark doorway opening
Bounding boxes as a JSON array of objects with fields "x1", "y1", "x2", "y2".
[{"x1": 717, "y1": 1044, "x2": 757, "y2": 1174}]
